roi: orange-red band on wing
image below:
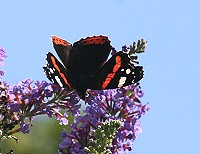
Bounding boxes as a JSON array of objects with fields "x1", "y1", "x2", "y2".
[
  {"x1": 50, "y1": 56, "x2": 72, "y2": 88},
  {"x1": 102, "y1": 56, "x2": 121, "y2": 89},
  {"x1": 81, "y1": 36, "x2": 110, "y2": 45},
  {"x1": 52, "y1": 36, "x2": 70, "y2": 46}
]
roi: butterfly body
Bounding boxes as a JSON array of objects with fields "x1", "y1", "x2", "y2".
[{"x1": 66, "y1": 36, "x2": 112, "y2": 92}]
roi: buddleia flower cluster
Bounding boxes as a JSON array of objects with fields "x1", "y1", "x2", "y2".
[
  {"x1": 0, "y1": 79, "x2": 81, "y2": 141},
  {"x1": 58, "y1": 83, "x2": 149, "y2": 154}
]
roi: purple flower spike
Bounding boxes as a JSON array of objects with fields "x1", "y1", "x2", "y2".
[
  {"x1": 0, "y1": 46, "x2": 7, "y2": 79},
  {"x1": 0, "y1": 79, "x2": 80, "y2": 137},
  {"x1": 0, "y1": 47, "x2": 7, "y2": 63},
  {"x1": 58, "y1": 83, "x2": 149, "y2": 153}
]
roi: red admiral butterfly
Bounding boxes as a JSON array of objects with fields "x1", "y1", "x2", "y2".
[{"x1": 43, "y1": 35, "x2": 144, "y2": 98}]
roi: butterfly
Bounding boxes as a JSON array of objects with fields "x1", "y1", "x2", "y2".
[{"x1": 43, "y1": 35, "x2": 144, "y2": 98}]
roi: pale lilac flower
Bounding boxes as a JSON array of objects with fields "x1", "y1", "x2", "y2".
[{"x1": 0, "y1": 47, "x2": 7, "y2": 79}]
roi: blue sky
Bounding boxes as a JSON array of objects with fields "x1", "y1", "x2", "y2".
[{"x1": 1, "y1": 0, "x2": 200, "y2": 153}]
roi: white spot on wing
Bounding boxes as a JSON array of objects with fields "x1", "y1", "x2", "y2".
[
  {"x1": 121, "y1": 69, "x2": 124, "y2": 71},
  {"x1": 55, "y1": 76, "x2": 63, "y2": 87},
  {"x1": 126, "y1": 69, "x2": 131, "y2": 74},
  {"x1": 50, "y1": 68, "x2": 54, "y2": 73},
  {"x1": 132, "y1": 77, "x2": 136, "y2": 83},
  {"x1": 118, "y1": 77, "x2": 126, "y2": 87}
]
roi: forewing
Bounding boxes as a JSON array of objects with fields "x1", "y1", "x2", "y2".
[
  {"x1": 43, "y1": 52, "x2": 72, "y2": 88},
  {"x1": 52, "y1": 36, "x2": 72, "y2": 68}
]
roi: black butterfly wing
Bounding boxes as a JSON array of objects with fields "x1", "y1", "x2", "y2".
[
  {"x1": 52, "y1": 36, "x2": 72, "y2": 68},
  {"x1": 91, "y1": 51, "x2": 144, "y2": 90},
  {"x1": 43, "y1": 52, "x2": 72, "y2": 89},
  {"x1": 44, "y1": 36, "x2": 143, "y2": 99}
]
